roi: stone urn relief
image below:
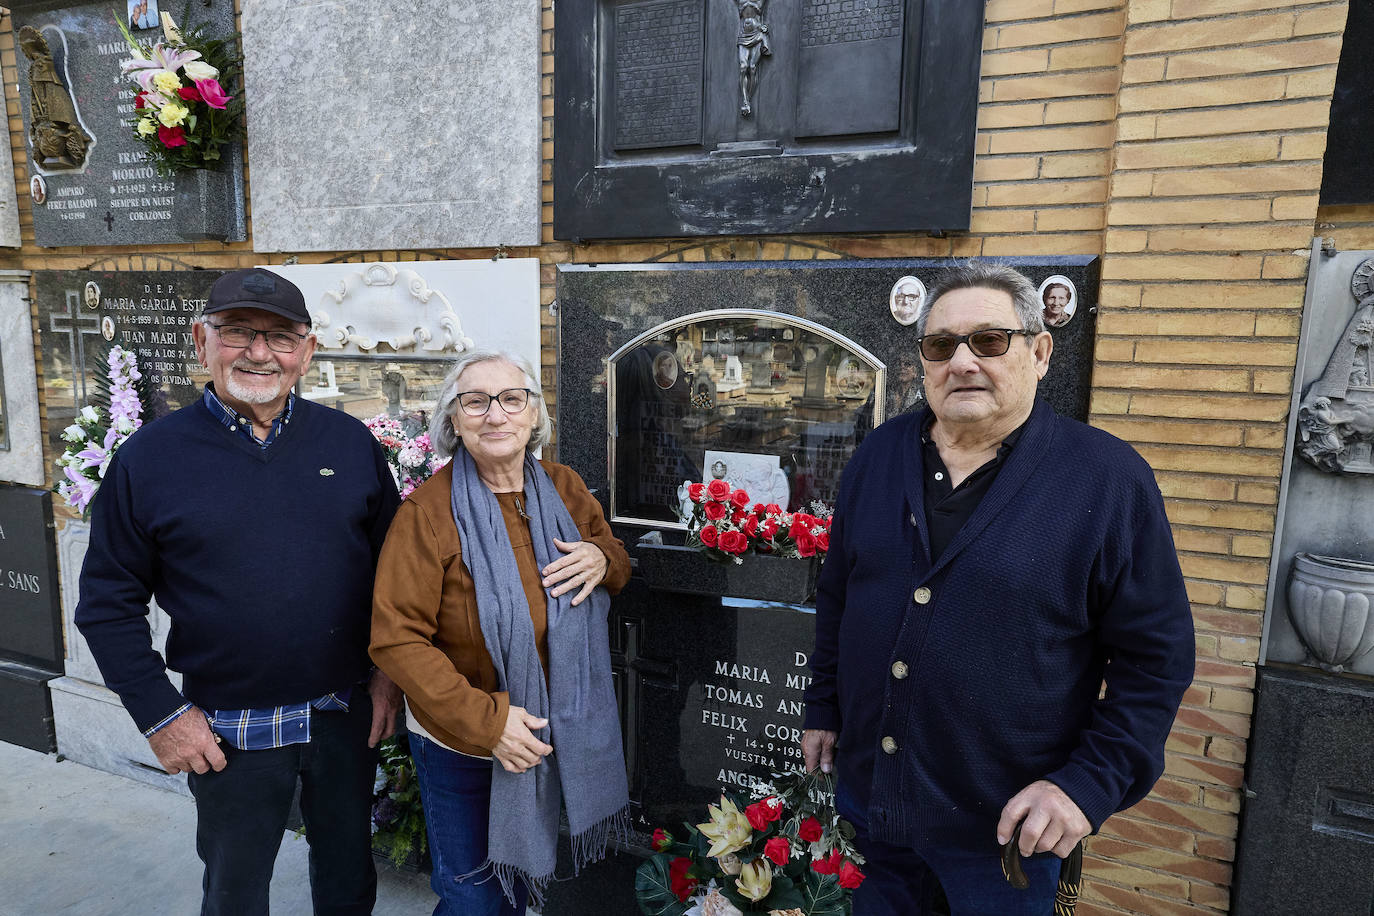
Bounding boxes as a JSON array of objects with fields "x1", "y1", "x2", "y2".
[{"x1": 1286, "y1": 553, "x2": 1374, "y2": 672}]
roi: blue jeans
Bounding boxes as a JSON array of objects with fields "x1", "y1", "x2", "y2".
[
  {"x1": 840, "y1": 781, "x2": 1060, "y2": 915},
  {"x1": 409, "y1": 732, "x2": 529, "y2": 916}
]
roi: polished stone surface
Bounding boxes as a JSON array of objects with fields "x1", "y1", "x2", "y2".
[
  {"x1": 34, "y1": 269, "x2": 221, "y2": 461},
  {"x1": 243, "y1": 0, "x2": 541, "y2": 252},
  {"x1": 0, "y1": 662, "x2": 56, "y2": 752},
  {"x1": 1262, "y1": 248, "x2": 1374, "y2": 676},
  {"x1": 1232, "y1": 666, "x2": 1374, "y2": 914},
  {"x1": 0, "y1": 486, "x2": 62, "y2": 668},
  {"x1": 49, "y1": 675, "x2": 194, "y2": 794},
  {"x1": 8, "y1": 0, "x2": 245, "y2": 246},
  {"x1": 556, "y1": 257, "x2": 1099, "y2": 527},
  {"x1": 0, "y1": 272, "x2": 43, "y2": 486}
]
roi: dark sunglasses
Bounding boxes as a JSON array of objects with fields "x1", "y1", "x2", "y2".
[{"x1": 917, "y1": 328, "x2": 1036, "y2": 362}]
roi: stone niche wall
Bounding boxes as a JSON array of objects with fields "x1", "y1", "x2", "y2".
[{"x1": 0, "y1": 1, "x2": 1359, "y2": 915}]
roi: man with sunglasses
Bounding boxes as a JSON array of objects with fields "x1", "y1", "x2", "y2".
[
  {"x1": 802, "y1": 262, "x2": 1193, "y2": 914},
  {"x1": 76, "y1": 268, "x2": 402, "y2": 915}
]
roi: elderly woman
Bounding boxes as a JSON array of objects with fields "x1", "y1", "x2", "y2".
[{"x1": 371, "y1": 350, "x2": 632, "y2": 915}]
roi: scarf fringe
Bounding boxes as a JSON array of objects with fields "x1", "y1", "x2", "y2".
[
  {"x1": 570, "y1": 805, "x2": 632, "y2": 874},
  {"x1": 456, "y1": 859, "x2": 553, "y2": 912}
]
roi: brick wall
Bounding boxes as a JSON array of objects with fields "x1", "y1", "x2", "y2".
[{"x1": 2, "y1": 2, "x2": 1356, "y2": 913}]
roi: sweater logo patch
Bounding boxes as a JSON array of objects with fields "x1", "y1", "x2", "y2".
[{"x1": 319, "y1": 468, "x2": 335, "y2": 476}]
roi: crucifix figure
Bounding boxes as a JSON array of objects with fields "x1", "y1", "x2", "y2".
[{"x1": 736, "y1": 0, "x2": 770, "y2": 117}]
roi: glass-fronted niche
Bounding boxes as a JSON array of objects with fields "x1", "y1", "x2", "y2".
[
  {"x1": 298, "y1": 357, "x2": 452, "y2": 435},
  {"x1": 608, "y1": 310, "x2": 885, "y2": 526}
]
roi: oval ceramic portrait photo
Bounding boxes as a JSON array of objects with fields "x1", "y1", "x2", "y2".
[
  {"x1": 1038, "y1": 275, "x2": 1077, "y2": 329},
  {"x1": 30, "y1": 175, "x2": 46, "y2": 206},
  {"x1": 889, "y1": 275, "x2": 926, "y2": 326}
]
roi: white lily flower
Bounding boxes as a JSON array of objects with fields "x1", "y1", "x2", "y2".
[
  {"x1": 183, "y1": 60, "x2": 219, "y2": 81},
  {"x1": 81, "y1": 405, "x2": 100, "y2": 423}
]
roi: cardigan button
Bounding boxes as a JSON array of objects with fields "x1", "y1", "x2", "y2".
[
  {"x1": 914, "y1": 587, "x2": 932, "y2": 605},
  {"x1": 891, "y1": 661, "x2": 909, "y2": 679},
  {"x1": 881, "y1": 736, "x2": 899, "y2": 755}
]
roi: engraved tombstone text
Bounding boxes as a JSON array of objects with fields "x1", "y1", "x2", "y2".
[{"x1": 613, "y1": 0, "x2": 704, "y2": 150}]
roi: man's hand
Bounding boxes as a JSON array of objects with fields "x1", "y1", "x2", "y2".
[
  {"x1": 493, "y1": 705, "x2": 553, "y2": 774},
  {"x1": 542, "y1": 539, "x2": 608, "y2": 607},
  {"x1": 997, "y1": 779, "x2": 1090, "y2": 858},
  {"x1": 802, "y1": 728, "x2": 837, "y2": 774},
  {"x1": 147, "y1": 706, "x2": 226, "y2": 775},
  {"x1": 368, "y1": 667, "x2": 403, "y2": 747}
]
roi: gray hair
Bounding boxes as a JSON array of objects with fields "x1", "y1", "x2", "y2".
[
  {"x1": 918, "y1": 262, "x2": 1047, "y2": 337},
  {"x1": 428, "y1": 349, "x2": 551, "y2": 458}
]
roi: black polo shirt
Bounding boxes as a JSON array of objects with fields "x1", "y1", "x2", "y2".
[{"x1": 921, "y1": 417, "x2": 1025, "y2": 562}]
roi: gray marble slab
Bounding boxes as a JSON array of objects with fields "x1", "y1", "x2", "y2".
[
  {"x1": 0, "y1": 136, "x2": 19, "y2": 247},
  {"x1": 8, "y1": 0, "x2": 246, "y2": 246},
  {"x1": 0, "y1": 272, "x2": 44, "y2": 486},
  {"x1": 49, "y1": 675, "x2": 190, "y2": 795},
  {"x1": 242, "y1": 0, "x2": 542, "y2": 252}
]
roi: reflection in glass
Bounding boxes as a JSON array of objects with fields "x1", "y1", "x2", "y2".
[
  {"x1": 299, "y1": 358, "x2": 453, "y2": 437},
  {"x1": 609, "y1": 312, "x2": 884, "y2": 526}
]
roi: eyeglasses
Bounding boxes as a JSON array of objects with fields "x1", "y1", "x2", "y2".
[
  {"x1": 456, "y1": 387, "x2": 535, "y2": 417},
  {"x1": 917, "y1": 328, "x2": 1035, "y2": 362},
  {"x1": 209, "y1": 323, "x2": 308, "y2": 353}
]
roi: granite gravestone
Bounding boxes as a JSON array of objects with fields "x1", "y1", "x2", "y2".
[
  {"x1": 35, "y1": 269, "x2": 220, "y2": 457},
  {"x1": 542, "y1": 256, "x2": 1099, "y2": 915},
  {"x1": 8, "y1": 0, "x2": 246, "y2": 246},
  {"x1": 555, "y1": 0, "x2": 985, "y2": 240},
  {"x1": 242, "y1": 0, "x2": 541, "y2": 252},
  {"x1": 0, "y1": 486, "x2": 63, "y2": 752}
]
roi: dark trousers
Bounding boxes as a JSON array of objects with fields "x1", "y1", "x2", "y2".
[{"x1": 187, "y1": 695, "x2": 378, "y2": 916}]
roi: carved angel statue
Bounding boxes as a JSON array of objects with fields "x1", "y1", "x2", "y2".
[
  {"x1": 736, "y1": 0, "x2": 771, "y2": 116},
  {"x1": 18, "y1": 27, "x2": 90, "y2": 169},
  {"x1": 1297, "y1": 396, "x2": 1349, "y2": 473}
]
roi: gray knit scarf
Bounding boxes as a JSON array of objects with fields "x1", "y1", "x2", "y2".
[{"x1": 449, "y1": 449, "x2": 630, "y2": 908}]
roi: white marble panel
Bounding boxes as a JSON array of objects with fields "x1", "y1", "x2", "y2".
[
  {"x1": 268, "y1": 258, "x2": 542, "y2": 371},
  {"x1": 0, "y1": 271, "x2": 42, "y2": 485},
  {"x1": 242, "y1": 0, "x2": 542, "y2": 252},
  {"x1": 49, "y1": 676, "x2": 189, "y2": 796}
]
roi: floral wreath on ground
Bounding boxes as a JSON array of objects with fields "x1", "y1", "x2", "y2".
[
  {"x1": 677, "y1": 478, "x2": 832, "y2": 565},
  {"x1": 636, "y1": 769, "x2": 864, "y2": 915},
  {"x1": 53, "y1": 345, "x2": 156, "y2": 517},
  {"x1": 116, "y1": 6, "x2": 245, "y2": 174}
]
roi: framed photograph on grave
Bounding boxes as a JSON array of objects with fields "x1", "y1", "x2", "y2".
[{"x1": 555, "y1": 0, "x2": 986, "y2": 239}]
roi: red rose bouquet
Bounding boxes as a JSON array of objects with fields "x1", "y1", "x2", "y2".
[
  {"x1": 678, "y1": 479, "x2": 832, "y2": 566},
  {"x1": 635, "y1": 769, "x2": 864, "y2": 915}
]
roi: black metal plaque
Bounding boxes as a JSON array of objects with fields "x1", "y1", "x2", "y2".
[{"x1": 613, "y1": 0, "x2": 704, "y2": 150}]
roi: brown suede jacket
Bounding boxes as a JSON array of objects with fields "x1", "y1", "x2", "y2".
[{"x1": 370, "y1": 459, "x2": 631, "y2": 756}]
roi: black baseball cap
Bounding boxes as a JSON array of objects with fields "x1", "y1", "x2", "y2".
[{"x1": 203, "y1": 268, "x2": 310, "y2": 324}]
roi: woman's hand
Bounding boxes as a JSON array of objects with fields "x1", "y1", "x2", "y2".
[
  {"x1": 493, "y1": 705, "x2": 553, "y2": 774},
  {"x1": 541, "y1": 539, "x2": 609, "y2": 607}
]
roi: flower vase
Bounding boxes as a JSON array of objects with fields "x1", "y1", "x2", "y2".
[
  {"x1": 636, "y1": 541, "x2": 817, "y2": 604},
  {"x1": 173, "y1": 165, "x2": 232, "y2": 241},
  {"x1": 1286, "y1": 552, "x2": 1374, "y2": 673}
]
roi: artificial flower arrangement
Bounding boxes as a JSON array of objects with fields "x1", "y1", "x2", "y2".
[
  {"x1": 678, "y1": 478, "x2": 832, "y2": 566},
  {"x1": 53, "y1": 346, "x2": 156, "y2": 517},
  {"x1": 370, "y1": 733, "x2": 429, "y2": 868},
  {"x1": 115, "y1": 7, "x2": 245, "y2": 174},
  {"x1": 365, "y1": 413, "x2": 449, "y2": 500},
  {"x1": 636, "y1": 769, "x2": 864, "y2": 916}
]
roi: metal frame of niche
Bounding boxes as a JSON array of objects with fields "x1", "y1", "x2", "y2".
[
  {"x1": 606, "y1": 307, "x2": 886, "y2": 528},
  {"x1": 554, "y1": 0, "x2": 987, "y2": 240}
]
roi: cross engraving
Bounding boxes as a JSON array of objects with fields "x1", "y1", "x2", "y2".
[
  {"x1": 102, "y1": 211, "x2": 115, "y2": 232},
  {"x1": 49, "y1": 289, "x2": 103, "y2": 409}
]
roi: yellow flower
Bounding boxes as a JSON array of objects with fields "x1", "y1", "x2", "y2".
[
  {"x1": 736, "y1": 859, "x2": 772, "y2": 903},
  {"x1": 136, "y1": 117, "x2": 156, "y2": 137},
  {"x1": 152, "y1": 70, "x2": 181, "y2": 95},
  {"x1": 696, "y1": 796, "x2": 752, "y2": 858},
  {"x1": 157, "y1": 101, "x2": 188, "y2": 128}
]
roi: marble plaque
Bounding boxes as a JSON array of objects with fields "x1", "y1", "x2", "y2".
[
  {"x1": 0, "y1": 486, "x2": 62, "y2": 668},
  {"x1": 556, "y1": 257, "x2": 1100, "y2": 521},
  {"x1": 0, "y1": 271, "x2": 44, "y2": 486},
  {"x1": 8, "y1": 0, "x2": 246, "y2": 247},
  {"x1": 0, "y1": 131, "x2": 19, "y2": 247},
  {"x1": 243, "y1": 0, "x2": 542, "y2": 252},
  {"x1": 556, "y1": 0, "x2": 985, "y2": 239},
  {"x1": 35, "y1": 270, "x2": 222, "y2": 458}
]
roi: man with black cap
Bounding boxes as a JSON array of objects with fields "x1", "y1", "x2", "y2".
[{"x1": 76, "y1": 267, "x2": 402, "y2": 915}]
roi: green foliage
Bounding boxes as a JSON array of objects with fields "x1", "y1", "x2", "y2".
[
  {"x1": 370, "y1": 734, "x2": 429, "y2": 867},
  {"x1": 801, "y1": 872, "x2": 848, "y2": 916},
  {"x1": 634, "y1": 856, "x2": 690, "y2": 916}
]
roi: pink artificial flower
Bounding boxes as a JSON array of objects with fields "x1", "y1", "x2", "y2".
[{"x1": 194, "y1": 78, "x2": 232, "y2": 109}]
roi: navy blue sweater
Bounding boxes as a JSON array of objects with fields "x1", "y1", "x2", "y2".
[
  {"x1": 803, "y1": 399, "x2": 1194, "y2": 848},
  {"x1": 76, "y1": 394, "x2": 400, "y2": 733}
]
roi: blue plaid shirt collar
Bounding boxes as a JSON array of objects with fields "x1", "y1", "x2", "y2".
[{"x1": 203, "y1": 384, "x2": 295, "y2": 448}]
